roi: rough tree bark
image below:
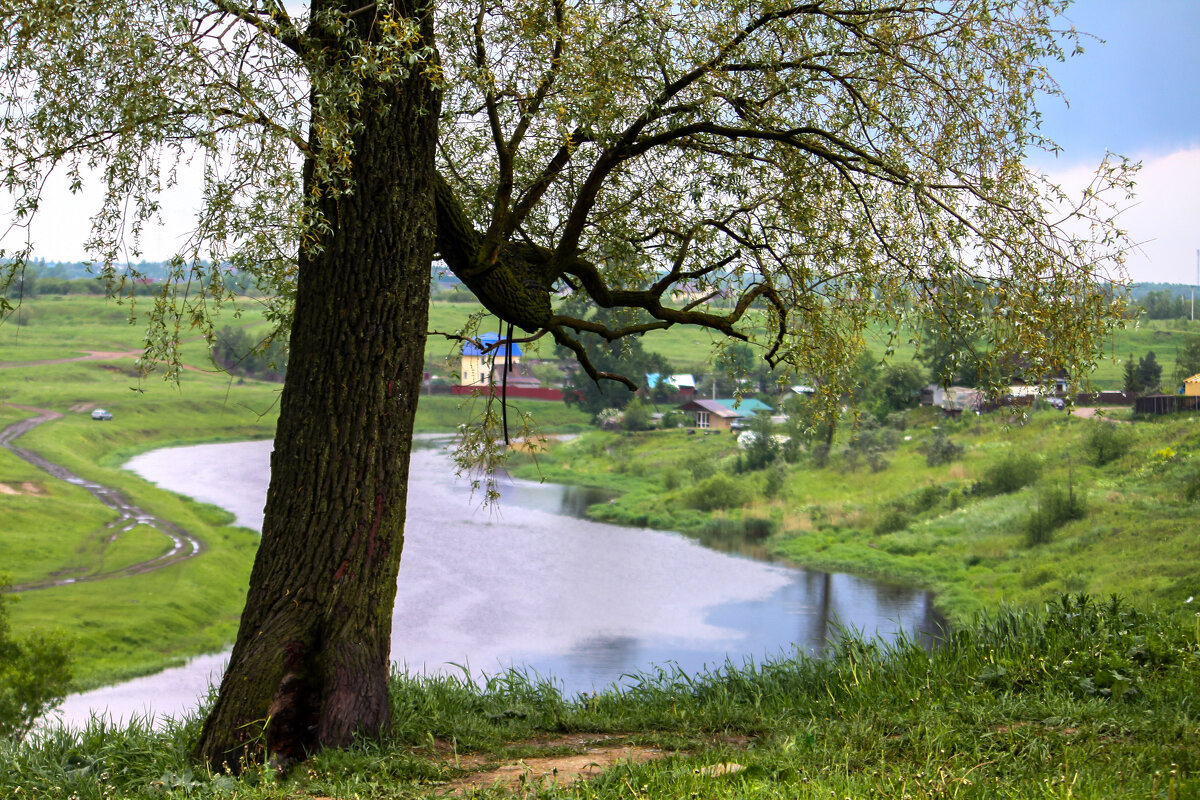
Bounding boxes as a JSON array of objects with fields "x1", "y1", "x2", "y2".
[{"x1": 193, "y1": 4, "x2": 440, "y2": 770}]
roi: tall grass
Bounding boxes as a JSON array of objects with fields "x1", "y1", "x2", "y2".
[{"x1": 2, "y1": 595, "x2": 1195, "y2": 798}]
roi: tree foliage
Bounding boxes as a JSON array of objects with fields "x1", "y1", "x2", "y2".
[
  {"x1": 1174, "y1": 336, "x2": 1200, "y2": 387},
  {"x1": 1137, "y1": 351, "x2": 1163, "y2": 394},
  {"x1": 0, "y1": 583, "x2": 72, "y2": 742},
  {"x1": 4, "y1": 0, "x2": 1133, "y2": 392},
  {"x1": 1, "y1": 0, "x2": 1137, "y2": 769}
]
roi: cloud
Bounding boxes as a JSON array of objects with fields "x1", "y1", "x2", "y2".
[{"x1": 1044, "y1": 148, "x2": 1200, "y2": 285}]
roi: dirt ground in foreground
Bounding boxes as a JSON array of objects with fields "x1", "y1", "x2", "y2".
[
  {"x1": 425, "y1": 733, "x2": 751, "y2": 797},
  {"x1": 430, "y1": 734, "x2": 661, "y2": 796}
]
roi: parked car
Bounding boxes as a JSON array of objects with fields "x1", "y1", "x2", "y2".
[{"x1": 91, "y1": 408, "x2": 113, "y2": 421}]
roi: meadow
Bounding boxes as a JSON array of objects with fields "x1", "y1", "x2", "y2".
[
  {"x1": 512, "y1": 407, "x2": 1200, "y2": 624},
  {"x1": 0, "y1": 295, "x2": 588, "y2": 688},
  {"x1": 1, "y1": 294, "x2": 1198, "y2": 798},
  {"x1": 1, "y1": 293, "x2": 1195, "y2": 681}
]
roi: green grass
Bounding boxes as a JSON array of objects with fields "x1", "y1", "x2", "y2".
[
  {"x1": 1, "y1": 294, "x2": 1193, "y2": 692},
  {"x1": 513, "y1": 408, "x2": 1200, "y2": 625},
  {"x1": 1, "y1": 595, "x2": 1196, "y2": 798},
  {"x1": 0, "y1": 295, "x2": 592, "y2": 688}
]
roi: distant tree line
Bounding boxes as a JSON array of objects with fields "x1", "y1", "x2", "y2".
[{"x1": 1139, "y1": 289, "x2": 1194, "y2": 321}]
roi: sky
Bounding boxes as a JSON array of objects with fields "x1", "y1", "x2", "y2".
[
  {"x1": 8, "y1": 0, "x2": 1200, "y2": 284},
  {"x1": 1029, "y1": 0, "x2": 1200, "y2": 285}
]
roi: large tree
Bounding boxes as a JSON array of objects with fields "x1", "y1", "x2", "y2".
[{"x1": 2, "y1": 0, "x2": 1132, "y2": 769}]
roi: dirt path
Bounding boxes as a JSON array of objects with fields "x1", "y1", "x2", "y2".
[
  {"x1": 1068, "y1": 405, "x2": 1130, "y2": 421},
  {"x1": 0, "y1": 405, "x2": 205, "y2": 592},
  {"x1": 0, "y1": 348, "x2": 215, "y2": 375}
]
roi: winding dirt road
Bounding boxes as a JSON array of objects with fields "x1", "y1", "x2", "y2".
[{"x1": 0, "y1": 405, "x2": 204, "y2": 592}]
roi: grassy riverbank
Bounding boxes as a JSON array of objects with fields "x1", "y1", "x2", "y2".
[
  {"x1": 2, "y1": 595, "x2": 1196, "y2": 798},
  {"x1": 0, "y1": 297, "x2": 588, "y2": 689},
  {"x1": 511, "y1": 408, "x2": 1200, "y2": 623}
]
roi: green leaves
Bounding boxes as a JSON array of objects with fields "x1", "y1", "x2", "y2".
[{"x1": 0, "y1": 582, "x2": 73, "y2": 742}]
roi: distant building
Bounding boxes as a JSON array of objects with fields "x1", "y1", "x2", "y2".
[
  {"x1": 1184, "y1": 373, "x2": 1200, "y2": 397},
  {"x1": 460, "y1": 333, "x2": 522, "y2": 387},
  {"x1": 677, "y1": 398, "x2": 773, "y2": 430},
  {"x1": 645, "y1": 373, "x2": 696, "y2": 400},
  {"x1": 924, "y1": 385, "x2": 984, "y2": 414}
]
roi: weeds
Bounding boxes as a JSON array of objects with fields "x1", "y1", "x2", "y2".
[{"x1": 2, "y1": 596, "x2": 1196, "y2": 799}]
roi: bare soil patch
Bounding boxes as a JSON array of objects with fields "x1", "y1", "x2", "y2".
[
  {"x1": 0, "y1": 481, "x2": 46, "y2": 495},
  {"x1": 439, "y1": 734, "x2": 666, "y2": 796},
  {"x1": 1068, "y1": 406, "x2": 1129, "y2": 421}
]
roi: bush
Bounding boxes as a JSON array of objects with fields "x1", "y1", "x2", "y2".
[
  {"x1": 687, "y1": 473, "x2": 752, "y2": 510},
  {"x1": 689, "y1": 458, "x2": 716, "y2": 483},
  {"x1": 1025, "y1": 484, "x2": 1087, "y2": 546},
  {"x1": 1083, "y1": 421, "x2": 1132, "y2": 467},
  {"x1": 873, "y1": 508, "x2": 911, "y2": 535},
  {"x1": 621, "y1": 401, "x2": 654, "y2": 431},
  {"x1": 659, "y1": 410, "x2": 689, "y2": 429},
  {"x1": 0, "y1": 581, "x2": 72, "y2": 741},
  {"x1": 763, "y1": 461, "x2": 787, "y2": 498},
  {"x1": 925, "y1": 428, "x2": 964, "y2": 467},
  {"x1": 977, "y1": 452, "x2": 1041, "y2": 495},
  {"x1": 6, "y1": 305, "x2": 33, "y2": 326},
  {"x1": 1185, "y1": 470, "x2": 1200, "y2": 503}
]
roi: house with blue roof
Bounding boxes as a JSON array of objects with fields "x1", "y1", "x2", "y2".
[{"x1": 460, "y1": 332, "x2": 523, "y2": 387}]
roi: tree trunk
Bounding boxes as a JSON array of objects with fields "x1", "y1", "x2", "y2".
[{"x1": 194, "y1": 8, "x2": 439, "y2": 770}]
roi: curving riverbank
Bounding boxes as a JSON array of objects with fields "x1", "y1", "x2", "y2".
[
  {"x1": 53, "y1": 437, "x2": 941, "y2": 727},
  {"x1": 0, "y1": 407, "x2": 204, "y2": 591}
]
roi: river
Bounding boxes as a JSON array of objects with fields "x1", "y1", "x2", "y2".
[{"x1": 53, "y1": 437, "x2": 942, "y2": 727}]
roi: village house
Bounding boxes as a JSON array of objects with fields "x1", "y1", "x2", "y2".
[
  {"x1": 644, "y1": 373, "x2": 697, "y2": 401},
  {"x1": 460, "y1": 332, "x2": 523, "y2": 387},
  {"x1": 677, "y1": 398, "x2": 773, "y2": 430},
  {"x1": 1183, "y1": 373, "x2": 1200, "y2": 397}
]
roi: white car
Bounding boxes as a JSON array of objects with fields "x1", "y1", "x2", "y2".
[{"x1": 91, "y1": 408, "x2": 113, "y2": 421}]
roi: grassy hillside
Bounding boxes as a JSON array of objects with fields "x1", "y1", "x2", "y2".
[
  {"x1": 0, "y1": 296, "x2": 588, "y2": 688},
  {"x1": 1, "y1": 293, "x2": 1194, "y2": 687},
  {"x1": 513, "y1": 407, "x2": 1200, "y2": 623}
]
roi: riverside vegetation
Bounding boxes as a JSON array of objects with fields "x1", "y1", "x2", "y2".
[
  {"x1": 512, "y1": 406, "x2": 1200, "y2": 623},
  {"x1": 1, "y1": 595, "x2": 1197, "y2": 798},
  {"x1": 2, "y1": 295, "x2": 1199, "y2": 795}
]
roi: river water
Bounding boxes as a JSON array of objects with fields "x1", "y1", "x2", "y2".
[{"x1": 54, "y1": 437, "x2": 942, "y2": 728}]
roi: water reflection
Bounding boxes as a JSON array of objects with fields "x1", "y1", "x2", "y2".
[{"x1": 56, "y1": 438, "x2": 943, "y2": 726}]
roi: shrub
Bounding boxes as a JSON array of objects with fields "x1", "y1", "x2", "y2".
[
  {"x1": 910, "y1": 484, "x2": 945, "y2": 513},
  {"x1": 925, "y1": 428, "x2": 964, "y2": 467},
  {"x1": 687, "y1": 473, "x2": 751, "y2": 510},
  {"x1": 763, "y1": 462, "x2": 787, "y2": 498},
  {"x1": 689, "y1": 458, "x2": 716, "y2": 483},
  {"x1": 977, "y1": 452, "x2": 1042, "y2": 495},
  {"x1": 1024, "y1": 484, "x2": 1087, "y2": 546},
  {"x1": 659, "y1": 410, "x2": 689, "y2": 429},
  {"x1": 873, "y1": 508, "x2": 911, "y2": 535},
  {"x1": 621, "y1": 401, "x2": 654, "y2": 431},
  {"x1": 1083, "y1": 421, "x2": 1132, "y2": 467},
  {"x1": 0, "y1": 581, "x2": 72, "y2": 741},
  {"x1": 1185, "y1": 470, "x2": 1200, "y2": 503},
  {"x1": 742, "y1": 516, "x2": 777, "y2": 540}
]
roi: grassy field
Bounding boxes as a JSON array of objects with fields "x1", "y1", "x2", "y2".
[
  {"x1": 1, "y1": 293, "x2": 1195, "y2": 685},
  {"x1": 0, "y1": 296, "x2": 589, "y2": 689},
  {"x1": 512, "y1": 406, "x2": 1200, "y2": 624},
  {"x1": 1, "y1": 594, "x2": 1196, "y2": 798}
]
